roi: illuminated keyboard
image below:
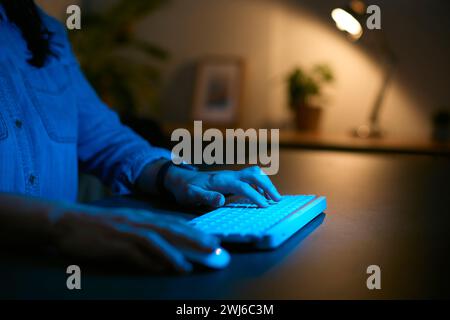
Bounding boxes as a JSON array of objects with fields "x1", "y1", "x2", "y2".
[{"x1": 189, "y1": 195, "x2": 327, "y2": 249}]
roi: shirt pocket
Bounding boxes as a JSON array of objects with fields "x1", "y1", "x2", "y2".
[{"x1": 22, "y1": 63, "x2": 77, "y2": 143}]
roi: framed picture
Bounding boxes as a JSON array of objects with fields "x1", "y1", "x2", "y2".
[{"x1": 192, "y1": 57, "x2": 244, "y2": 125}]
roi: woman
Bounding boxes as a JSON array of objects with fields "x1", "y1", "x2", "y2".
[{"x1": 0, "y1": 0, "x2": 281, "y2": 273}]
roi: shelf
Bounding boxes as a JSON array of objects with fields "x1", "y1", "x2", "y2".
[
  {"x1": 162, "y1": 123, "x2": 450, "y2": 156},
  {"x1": 280, "y1": 131, "x2": 450, "y2": 155}
]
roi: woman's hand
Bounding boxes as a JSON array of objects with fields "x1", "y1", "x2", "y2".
[
  {"x1": 52, "y1": 204, "x2": 219, "y2": 273},
  {"x1": 0, "y1": 193, "x2": 219, "y2": 273},
  {"x1": 164, "y1": 165, "x2": 282, "y2": 208}
]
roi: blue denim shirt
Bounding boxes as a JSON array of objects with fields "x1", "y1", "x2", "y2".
[{"x1": 0, "y1": 6, "x2": 171, "y2": 202}]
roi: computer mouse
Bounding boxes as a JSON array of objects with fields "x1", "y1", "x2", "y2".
[{"x1": 179, "y1": 247, "x2": 231, "y2": 269}]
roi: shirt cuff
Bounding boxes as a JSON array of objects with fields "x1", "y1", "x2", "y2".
[{"x1": 111, "y1": 147, "x2": 172, "y2": 195}]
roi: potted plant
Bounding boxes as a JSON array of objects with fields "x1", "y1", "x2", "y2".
[
  {"x1": 287, "y1": 64, "x2": 334, "y2": 131},
  {"x1": 69, "y1": 0, "x2": 169, "y2": 118}
]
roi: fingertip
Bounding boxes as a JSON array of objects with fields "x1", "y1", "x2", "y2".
[
  {"x1": 268, "y1": 188, "x2": 282, "y2": 202},
  {"x1": 214, "y1": 194, "x2": 226, "y2": 207},
  {"x1": 195, "y1": 230, "x2": 221, "y2": 251},
  {"x1": 258, "y1": 199, "x2": 269, "y2": 208},
  {"x1": 251, "y1": 192, "x2": 269, "y2": 208},
  {"x1": 177, "y1": 260, "x2": 193, "y2": 274},
  {"x1": 207, "y1": 236, "x2": 221, "y2": 250},
  {"x1": 204, "y1": 192, "x2": 225, "y2": 208},
  {"x1": 171, "y1": 253, "x2": 193, "y2": 273}
]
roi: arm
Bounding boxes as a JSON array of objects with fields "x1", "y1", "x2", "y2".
[
  {"x1": 62, "y1": 18, "x2": 280, "y2": 206},
  {"x1": 68, "y1": 53, "x2": 282, "y2": 206},
  {"x1": 137, "y1": 163, "x2": 282, "y2": 208},
  {"x1": 0, "y1": 193, "x2": 217, "y2": 273},
  {"x1": 69, "y1": 61, "x2": 171, "y2": 195},
  {"x1": 0, "y1": 193, "x2": 58, "y2": 248}
]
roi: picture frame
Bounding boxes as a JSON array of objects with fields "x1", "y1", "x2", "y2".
[{"x1": 192, "y1": 57, "x2": 244, "y2": 126}]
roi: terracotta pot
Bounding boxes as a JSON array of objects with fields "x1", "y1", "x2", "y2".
[{"x1": 294, "y1": 104, "x2": 323, "y2": 131}]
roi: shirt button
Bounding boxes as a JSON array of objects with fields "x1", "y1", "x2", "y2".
[{"x1": 15, "y1": 119, "x2": 23, "y2": 128}]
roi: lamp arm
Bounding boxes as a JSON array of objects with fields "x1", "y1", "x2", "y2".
[
  {"x1": 368, "y1": 30, "x2": 397, "y2": 129},
  {"x1": 369, "y1": 60, "x2": 396, "y2": 127}
]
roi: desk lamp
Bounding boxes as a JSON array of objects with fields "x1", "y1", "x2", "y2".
[{"x1": 331, "y1": 0, "x2": 397, "y2": 138}]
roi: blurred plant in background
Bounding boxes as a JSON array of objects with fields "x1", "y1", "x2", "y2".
[
  {"x1": 70, "y1": 0, "x2": 169, "y2": 117},
  {"x1": 287, "y1": 64, "x2": 334, "y2": 109},
  {"x1": 287, "y1": 64, "x2": 334, "y2": 131}
]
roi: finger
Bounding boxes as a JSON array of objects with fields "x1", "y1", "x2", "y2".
[
  {"x1": 205, "y1": 173, "x2": 268, "y2": 206},
  {"x1": 60, "y1": 231, "x2": 172, "y2": 273},
  {"x1": 121, "y1": 208, "x2": 221, "y2": 252},
  {"x1": 140, "y1": 220, "x2": 220, "y2": 253},
  {"x1": 229, "y1": 181, "x2": 269, "y2": 207},
  {"x1": 140, "y1": 231, "x2": 193, "y2": 273},
  {"x1": 113, "y1": 224, "x2": 193, "y2": 273},
  {"x1": 187, "y1": 184, "x2": 226, "y2": 208},
  {"x1": 241, "y1": 167, "x2": 282, "y2": 201},
  {"x1": 251, "y1": 184, "x2": 265, "y2": 197}
]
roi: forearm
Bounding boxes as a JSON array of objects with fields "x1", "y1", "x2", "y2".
[{"x1": 0, "y1": 193, "x2": 60, "y2": 247}]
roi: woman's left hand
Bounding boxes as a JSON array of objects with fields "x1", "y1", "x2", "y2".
[{"x1": 164, "y1": 165, "x2": 281, "y2": 208}]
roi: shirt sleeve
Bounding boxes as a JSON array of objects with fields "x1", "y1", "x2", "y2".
[
  {"x1": 70, "y1": 63, "x2": 172, "y2": 194},
  {"x1": 39, "y1": 10, "x2": 172, "y2": 194}
]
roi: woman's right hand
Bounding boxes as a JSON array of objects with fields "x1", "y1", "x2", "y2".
[{"x1": 51, "y1": 204, "x2": 219, "y2": 273}]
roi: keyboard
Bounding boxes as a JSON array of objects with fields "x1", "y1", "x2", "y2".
[{"x1": 189, "y1": 195, "x2": 327, "y2": 249}]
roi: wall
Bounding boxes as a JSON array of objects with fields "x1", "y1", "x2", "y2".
[
  {"x1": 134, "y1": 0, "x2": 450, "y2": 139},
  {"x1": 36, "y1": 0, "x2": 78, "y2": 21},
  {"x1": 39, "y1": 0, "x2": 449, "y2": 139}
]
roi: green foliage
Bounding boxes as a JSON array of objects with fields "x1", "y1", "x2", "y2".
[
  {"x1": 69, "y1": 0, "x2": 169, "y2": 116},
  {"x1": 287, "y1": 64, "x2": 334, "y2": 109}
]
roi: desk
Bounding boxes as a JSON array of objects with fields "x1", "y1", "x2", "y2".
[{"x1": 1, "y1": 150, "x2": 449, "y2": 299}]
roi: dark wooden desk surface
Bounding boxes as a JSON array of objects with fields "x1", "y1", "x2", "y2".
[{"x1": 1, "y1": 150, "x2": 449, "y2": 299}]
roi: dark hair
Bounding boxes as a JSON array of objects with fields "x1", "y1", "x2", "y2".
[{"x1": 1, "y1": 0, "x2": 55, "y2": 68}]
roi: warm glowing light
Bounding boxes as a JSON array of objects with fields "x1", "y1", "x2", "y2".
[{"x1": 331, "y1": 8, "x2": 363, "y2": 40}]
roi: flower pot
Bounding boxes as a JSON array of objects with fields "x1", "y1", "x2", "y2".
[{"x1": 294, "y1": 104, "x2": 323, "y2": 131}]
